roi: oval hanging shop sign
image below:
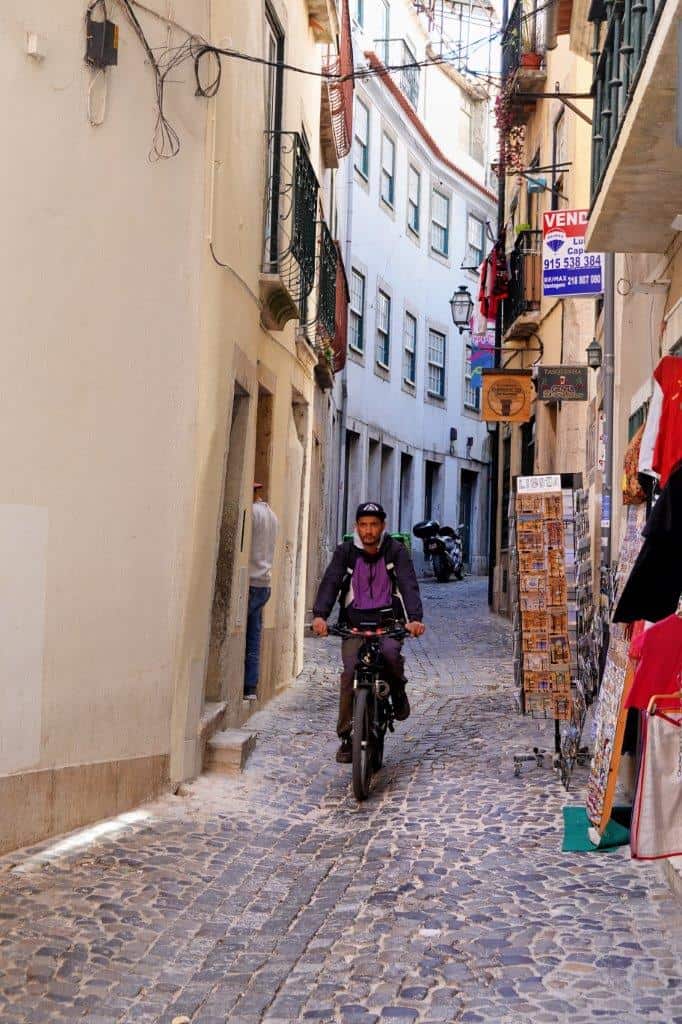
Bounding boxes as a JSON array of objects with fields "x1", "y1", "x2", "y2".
[
  {"x1": 542, "y1": 210, "x2": 604, "y2": 298},
  {"x1": 537, "y1": 365, "x2": 588, "y2": 402},
  {"x1": 482, "y1": 369, "x2": 533, "y2": 423}
]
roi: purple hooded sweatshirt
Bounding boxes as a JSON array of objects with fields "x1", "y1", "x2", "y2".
[{"x1": 350, "y1": 553, "x2": 393, "y2": 610}]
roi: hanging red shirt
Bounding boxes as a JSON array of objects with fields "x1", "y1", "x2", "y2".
[
  {"x1": 625, "y1": 614, "x2": 682, "y2": 710},
  {"x1": 652, "y1": 356, "x2": 682, "y2": 487}
]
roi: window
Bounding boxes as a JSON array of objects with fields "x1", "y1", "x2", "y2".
[
  {"x1": 464, "y1": 345, "x2": 481, "y2": 411},
  {"x1": 461, "y1": 98, "x2": 486, "y2": 164},
  {"x1": 354, "y1": 98, "x2": 369, "y2": 179},
  {"x1": 349, "y1": 269, "x2": 366, "y2": 352},
  {"x1": 380, "y1": 0, "x2": 390, "y2": 63},
  {"x1": 401, "y1": 38, "x2": 419, "y2": 107},
  {"x1": 353, "y1": 0, "x2": 364, "y2": 26},
  {"x1": 403, "y1": 312, "x2": 417, "y2": 384},
  {"x1": 380, "y1": 133, "x2": 395, "y2": 207},
  {"x1": 376, "y1": 290, "x2": 391, "y2": 366},
  {"x1": 264, "y1": 9, "x2": 284, "y2": 266},
  {"x1": 431, "y1": 189, "x2": 450, "y2": 256},
  {"x1": 427, "y1": 329, "x2": 446, "y2": 396},
  {"x1": 407, "y1": 165, "x2": 420, "y2": 234},
  {"x1": 466, "y1": 214, "x2": 485, "y2": 270}
]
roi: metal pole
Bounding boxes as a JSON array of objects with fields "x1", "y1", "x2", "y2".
[
  {"x1": 488, "y1": 0, "x2": 509, "y2": 607},
  {"x1": 601, "y1": 251, "x2": 615, "y2": 571}
]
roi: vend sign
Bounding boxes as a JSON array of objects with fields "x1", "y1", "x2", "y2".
[{"x1": 543, "y1": 210, "x2": 604, "y2": 299}]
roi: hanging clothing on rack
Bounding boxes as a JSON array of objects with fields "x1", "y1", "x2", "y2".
[
  {"x1": 631, "y1": 694, "x2": 682, "y2": 860},
  {"x1": 625, "y1": 614, "x2": 682, "y2": 709},
  {"x1": 638, "y1": 378, "x2": 664, "y2": 480},
  {"x1": 652, "y1": 355, "x2": 682, "y2": 487},
  {"x1": 622, "y1": 425, "x2": 647, "y2": 505},
  {"x1": 613, "y1": 459, "x2": 682, "y2": 623}
]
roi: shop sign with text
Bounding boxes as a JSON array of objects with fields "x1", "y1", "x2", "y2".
[
  {"x1": 482, "y1": 369, "x2": 533, "y2": 423},
  {"x1": 537, "y1": 365, "x2": 589, "y2": 402},
  {"x1": 543, "y1": 210, "x2": 603, "y2": 298}
]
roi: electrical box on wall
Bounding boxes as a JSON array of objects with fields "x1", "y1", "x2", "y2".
[{"x1": 85, "y1": 13, "x2": 119, "y2": 68}]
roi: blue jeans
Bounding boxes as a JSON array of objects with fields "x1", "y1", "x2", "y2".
[{"x1": 244, "y1": 586, "x2": 271, "y2": 693}]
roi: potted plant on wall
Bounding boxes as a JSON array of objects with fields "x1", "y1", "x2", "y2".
[{"x1": 519, "y1": 11, "x2": 542, "y2": 68}]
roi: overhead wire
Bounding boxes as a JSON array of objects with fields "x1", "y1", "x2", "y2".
[{"x1": 106, "y1": 0, "x2": 537, "y2": 159}]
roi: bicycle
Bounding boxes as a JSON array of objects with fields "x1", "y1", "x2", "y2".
[{"x1": 328, "y1": 622, "x2": 409, "y2": 801}]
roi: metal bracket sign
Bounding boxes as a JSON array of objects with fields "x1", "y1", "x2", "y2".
[
  {"x1": 543, "y1": 210, "x2": 604, "y2": 298},
  {"x1": 537, "y1": 365, "x2": 589, "y2": 402}
]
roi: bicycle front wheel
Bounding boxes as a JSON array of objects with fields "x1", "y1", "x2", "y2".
[{"x1": 352, "y1": 687, "x2": 373, "y2": 801}]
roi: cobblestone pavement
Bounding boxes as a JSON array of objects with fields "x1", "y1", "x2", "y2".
[{"x1": 2, "y1": 579, "x2": 682, "y2": 1024}]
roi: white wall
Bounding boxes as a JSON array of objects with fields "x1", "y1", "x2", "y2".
[{"x1": 337, "y1": 1, "x2": 496, "y2": 571}]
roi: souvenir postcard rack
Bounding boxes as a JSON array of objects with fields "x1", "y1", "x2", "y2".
[{"x1": 510, "y1": 474, "x2": 597, "y2": 784}]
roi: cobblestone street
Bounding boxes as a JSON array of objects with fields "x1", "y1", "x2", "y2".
[{"x1": 2, "y1": 579, "x2": 682, "y2": 1024}]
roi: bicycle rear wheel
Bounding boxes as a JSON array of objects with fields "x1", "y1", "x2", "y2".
[{"x1": 352, "y1": 687, "x2": 373, "y2": 801}]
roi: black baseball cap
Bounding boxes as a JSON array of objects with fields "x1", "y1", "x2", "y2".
[{"x1": 356, "y1": 502, "x2": 386, "y2": 521}]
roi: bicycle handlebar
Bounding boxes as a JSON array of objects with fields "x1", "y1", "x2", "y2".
[{"x1": 326, "y1": 623, "x2": 409, "y2": 640}]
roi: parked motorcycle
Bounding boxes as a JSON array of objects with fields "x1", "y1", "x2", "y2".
[{"x1": 412, "y1": 520, "x2": 465, "y2": 582}]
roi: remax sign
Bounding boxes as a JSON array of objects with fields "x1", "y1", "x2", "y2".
[{"x1": 542, "y1": 209, "x2": 604, "y2": 299}]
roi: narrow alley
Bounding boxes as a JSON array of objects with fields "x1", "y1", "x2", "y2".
[{"x1": 1, "y1": 580, "x2": 681, "y2": 1024}]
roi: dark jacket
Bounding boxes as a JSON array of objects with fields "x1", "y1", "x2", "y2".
[{"x1": 313, "y1": 535, "x2": 423, "y2": 622}]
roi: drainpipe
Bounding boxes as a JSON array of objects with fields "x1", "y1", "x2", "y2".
[
  {"x1": 336, "y1": 142, "x2": 355, "y2": 541},
  {"x1": 488, "y1": 0, "x2": 509, "y2": 607},
  {"x1": 601, "y1": 251, "x2": 615, "y2": 571}
]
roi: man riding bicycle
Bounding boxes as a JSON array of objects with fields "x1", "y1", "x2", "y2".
[{"x1": 312, "y1": 502, "x2": 425, "y2": 763}]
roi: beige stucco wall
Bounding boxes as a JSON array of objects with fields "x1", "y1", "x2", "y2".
[{"x1": 0, "y1": 0, "x2": 334, "y2": 852}]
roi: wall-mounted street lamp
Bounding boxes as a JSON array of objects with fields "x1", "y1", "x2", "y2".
[
  {"x1": 586, "y1": 338, "x2": 603, "y2": 370},
  {"x1": 449, "y1": 285, "x2": 474, "y2": 333}
]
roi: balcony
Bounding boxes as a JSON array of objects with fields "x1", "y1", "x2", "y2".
[
  {"x1": 587, "y1": 0, "x2": 680, "y2": 253},
  {"x1": 373, "y1": 38, "x2": 420, "y2": 108},
  {"x1": 320, "y1": 0, "x2": 353, "y2": 167},
  {"x1": 502, "y1": 0, "x2": 547, "y2": 114},
  {"x1": 502, "y1": 229, "x2": 543, "y2": 339},
  {"x1": 260, "y1": 132, "x2": 320, "y2": 331},
  {"x1": 313, "y1": 228, "x2": 350, "y2": 388}
]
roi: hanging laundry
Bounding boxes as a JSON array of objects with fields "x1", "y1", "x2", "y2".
[
  {"x1": 652, "y1": 355, "x2": 682, "y2": 487},
  {"x1": 625, "y1": 614, "x2": 682, "y2": 709},
  {"x1": 478, "y1": 237, "x2": 510, "y2": 322}
]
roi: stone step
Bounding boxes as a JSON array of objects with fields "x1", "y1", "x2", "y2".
[{"x1": 204, "y1": 729, "x2": 257, "y2": 774}]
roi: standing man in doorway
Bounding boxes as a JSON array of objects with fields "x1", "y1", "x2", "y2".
[
  {"x1": 244, "y1": 483, "x2": 279, "y2": 700},
  {"x1": 312, "y1": 502, "x2": 425, "y2": 762}
]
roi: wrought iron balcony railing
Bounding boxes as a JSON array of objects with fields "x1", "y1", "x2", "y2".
[
  {"x1": 262, "y1": 132, "x2": 320, "y2": 328},
  {"x1": 503, "y1": 229, "x2": 542, "y2": 335},
  {"x1": 373, "y1": 38, "x2": 420, "y2": 107},
  {"x1": 316, "y1": 221, "x2": 337, "y2": 343},
  {"x1": 501, "y1": 0, "x2": 547, "y2": 82},
  {"x1": 590, "y1": 0, "x2": 668, "y2": 202}
]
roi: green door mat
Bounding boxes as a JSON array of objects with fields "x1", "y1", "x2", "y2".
[{"x1": 562, "y1": 806, "x2": 630, "y2": 852}]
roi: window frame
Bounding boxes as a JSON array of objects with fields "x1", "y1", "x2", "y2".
[
  {"x1": 430, "y1": 188, "x2": 450, "y2": 258},
  {"x1": 354, "y1": 97, "x2": 370, "y2": 180},
  {"x1": 353, "y1": 0, "x2": 364, "y2": 27},
  {"x1": 349, "y1": 268, "x2": 366, "y2": 354},
  {"x1": 380, "y1": 132, "x2": 396, "y2": 208},
  {"x1": 407, "y1": 164, "x2": 421, "y2": 235},
  {"x1": 466, "y1": 213, "x2": 485, "y2": 270},
  {"x1": 426, "y1": 327, "x2": 446, "y2": 398},
  {"x1": 376, "y1": 288, "x2": 391, "y2": 368},
  {"x1": 464, "y1": 343, "x2": 481, "y2": 412},
  {"x1": 403, "y1": 310, "x2": 417, "y2": 386}
]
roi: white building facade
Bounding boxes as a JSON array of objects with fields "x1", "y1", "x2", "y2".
[{"x1": 336, "y1": 0, "x2": 497, "y2": 573}]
